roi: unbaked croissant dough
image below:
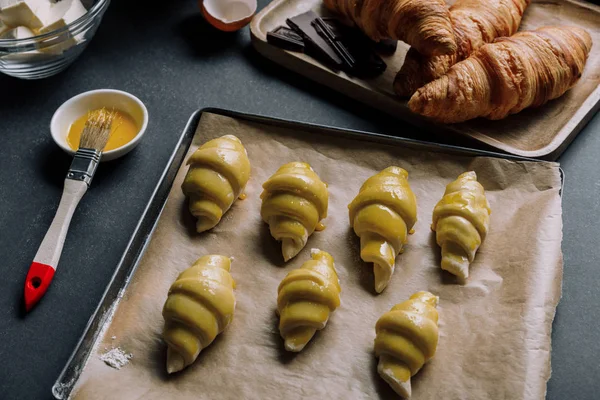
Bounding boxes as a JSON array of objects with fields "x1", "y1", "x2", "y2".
[
  {"x1": 432, "y1": 171, "x2": 491, "y2": 281},
  {"x1": 348, "y1": 167, "x2": 417, "y2": 293},
  {"x1": 261, "y1": 162, "x2": 328, "y2": 261},
  {"x1": 162, "y1": 255, "x2": 236, "y2": 374},
  {"x1": 374, "y1": 291, "x2": 439, "y2": 398},
  {"x1": 181, "y1": 135, "x2": 251, "y2": 232},
  {"x1": 277, "y1": 249, "x2": 341, "y2": 352}
]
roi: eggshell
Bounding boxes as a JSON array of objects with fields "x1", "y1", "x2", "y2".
[{"x1": 200, "y1": 0, "x2": 257, "y2": 32}]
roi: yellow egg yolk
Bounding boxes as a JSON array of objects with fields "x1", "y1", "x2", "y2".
[{"x1": 67, "y1": 109, "x2": 138, "y2": 151}]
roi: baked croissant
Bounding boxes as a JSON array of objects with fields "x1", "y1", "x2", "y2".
[
  {"x1": 322, "y1": 0, "x2": 456, "y2": 56},
  {"x1": 162, "y1": 255, "x2": 236, "y2": 374},
  {"x1": 261, "y1": 162, "x2": 328, "y2": 261},
  {"x1": 277, "y1": 249, "x2": 341, "y2": 352},
  {"x1": 375, "y1": 291, "x2": 439, "y2": 398},
  {"x1": 394, "y1": 0, "x2": 530, "y2": 96},
  {"x1": 348, "y1": 167, "x2": 417, "y2": 293},
  {"x1": 181, "y1": 135, "x2": 251, "y2": 232},
  {"x1": 432, "y1": 171, "x2": 491, "y2": 281},
  {"x1": 409, "y1": 26, "x2": 593, "y2": 123}
]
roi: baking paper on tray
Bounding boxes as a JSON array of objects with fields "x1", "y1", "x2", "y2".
[{"x1": 72, "y1": 112, "x2": 563, "y2": 400}]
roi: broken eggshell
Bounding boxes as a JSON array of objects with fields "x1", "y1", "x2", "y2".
[{"x1": 200, "y1": 0, "x2": 257, "y2": 32}]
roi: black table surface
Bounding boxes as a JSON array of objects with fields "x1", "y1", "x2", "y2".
[{"x1": 1, "y1": 1, "x2": 598, "y2": 399}]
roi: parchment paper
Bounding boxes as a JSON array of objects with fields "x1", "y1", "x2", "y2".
[{"x1": 72, "y1": 112, "x2": 563, "y2": 400}]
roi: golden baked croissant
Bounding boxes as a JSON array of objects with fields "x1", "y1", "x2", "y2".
[
  {"x1": 394, "y1": 0, "x2": 530, "y2": 96},
  {"x1": 348, "y1": 167, "x2": 417, "y2": 293},
  {"x1": 432, "y1": 172, "x2": 491, "y2": 281},
  {"x1": 162, "y1": 255, "x2": 236, "y2": 373},
  {"x1": 409, "y1": 26, "x2": 593, "y2": 123},
  {"x1": 181, "y1": 135, "x2": 251, "y2": 232},
  {"x1": 375, "y1": 291, "x2": 439, "y2": 398},
  {"x1": 261, "y1": 162, "x2": 328, "y2": 261},
  {"x1": 323, "y1": 0, "x2": 456, "y2": 56},
  {"x1": 277, "y1": 249, "x2": 341, "y2": 352}
]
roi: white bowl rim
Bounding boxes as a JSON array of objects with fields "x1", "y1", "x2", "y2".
[{"x1": 50, "y1": 89, "x2": 149, "y2": 160}]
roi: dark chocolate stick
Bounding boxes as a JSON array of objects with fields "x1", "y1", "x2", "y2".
[
  {"x1": 267, "y1": 26, "x2": 305, "y2": 52},
  {"x1": 312, "y1": 17, "x2": 355, "y2": 70},
  {"x1": 286, "y1": 11, "x2": 343, "y2": 69}
]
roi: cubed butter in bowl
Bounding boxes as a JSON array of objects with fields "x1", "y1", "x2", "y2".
[
  {"x1": 0, "y1": 0, "x2": 73, "y2": 29},
  {"x1": 0, "y1": 0, "x2": 110, "y2": 79},
  {"x1": 51, "y1": 89, "x2": 149, "y2": 162}
]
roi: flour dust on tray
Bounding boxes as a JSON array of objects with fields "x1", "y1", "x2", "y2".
[{"x1": 100, "y1": 347, "x2": 133, "y2": 370}]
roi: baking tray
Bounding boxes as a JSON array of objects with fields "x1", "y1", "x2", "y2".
[
  {"x1": 51, "y1": 108, "x2": 558, "y2": 399},
  {"x1": 250, "y1": 0, "x2": 600, "y2": 160}
]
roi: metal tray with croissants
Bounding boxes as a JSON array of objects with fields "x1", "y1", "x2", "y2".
[
  {"x1": 251, "y1": 0, "x2": 600, "y2": 159},
  {"x1": 54, "y1": 109, "x2": 564, "y2": 400}
]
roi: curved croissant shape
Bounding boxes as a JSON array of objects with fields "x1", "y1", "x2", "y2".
[
  {"x1": 375, "y1": 291, "x2": 439, "y2": 398},
  {"x1": 409, "y1": 26, "x2": 593, "y2": 123},
  {"x1": 277, "y1": 249, "x2": 341, "y2": 352},
  {"x1": 162, "y1": 255, "x2": 236, "y2": 374},
  {"x1": 323, "y1": 0, "x2": 456, "y2": 56},
  {"x1": 394, "y1": 0, "x2": 530, "y2": 97},
  {"x1": 432, "y1": 171, "x2": 491, "y2": 281},
  {"x1": 261, "y1": 162, "x2": 328, "y2": 261},
  {"x1": 348, "y1": 167, "x2": 417, "y2": 293},
  {"x1": 181, "y1": 135, "x2": 251, "y2": 232}
]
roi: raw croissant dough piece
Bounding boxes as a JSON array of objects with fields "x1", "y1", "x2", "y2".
[
  {"x1": 348, "y1": 167, "x2": 417, "y2": 293},
  {"x1": 432, "y1": 171, "x2": 491, "y2": 281},
  {"x1": 277, "y1": 249, "x2": 341, "y2": 352},
  {"x1": 394, "y1": 0, "x2": 530, "y2": 96},
  {"x1": 409, "y1": 26, "x2": 593, "y2": 123},
  {"x1": 261, "y1": 162, "x2": 328, "y2": 261},
  {"x1": 375, "y1": 291, "x2": 439, "y2": 398},
  {"x1": 323, "y1": 0, "x2": 456, "y2": 56},
  {"x1": 181, "y1": 135, "x2": 251, "y2": 232},
  {"x1": 162, "y1": 255, "x2": 236, "y2": 373}
]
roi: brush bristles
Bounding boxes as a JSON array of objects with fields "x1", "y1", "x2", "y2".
[{"x1": 78, "y1": 108, "x2": 115, "y2": 151}]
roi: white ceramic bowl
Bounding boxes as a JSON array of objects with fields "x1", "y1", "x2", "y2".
[{"x1": 51, "y1": 89, "x2": 148, "y2": 161}]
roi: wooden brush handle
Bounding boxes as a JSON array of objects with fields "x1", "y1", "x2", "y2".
[{"x1": 24, "y1": 179, "x2": 88, "y2": 311}]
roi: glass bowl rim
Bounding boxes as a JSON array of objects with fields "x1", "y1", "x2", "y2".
[{"x1": 0, "y1": 0, "x2": 110, "y2": 46}]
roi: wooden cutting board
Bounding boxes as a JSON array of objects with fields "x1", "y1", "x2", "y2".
[{"x1": 250, "y1": 0, "x2": 600, "y2": 160}]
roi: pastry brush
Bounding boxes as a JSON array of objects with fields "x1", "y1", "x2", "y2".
[{"x1": 24, "y1": 109, "x2": 115, "y2": 312}]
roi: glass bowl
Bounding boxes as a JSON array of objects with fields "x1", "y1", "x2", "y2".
[{"x1": 0, "y1": 0, "x2": 110, "y2": 79}]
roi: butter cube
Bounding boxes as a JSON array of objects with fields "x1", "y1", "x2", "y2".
[
  {"x1": 0, "y1": 0, "x2": 46, "y2": 29},
  {"x1": 39, "y1": 0, "x2": 86, "y2": 54},
  {"x1": 0, "y1": 25, "x2": 47, "y2": 61},
  {"x1": 39, "y1": 0, "x2": 85, "y2": 34},
  {"x1": 0, "y1": 24, "x2": 34, "y2": 39},
  {"x1": 0, "y1": 0, "x2": 71, "y2": 30}
]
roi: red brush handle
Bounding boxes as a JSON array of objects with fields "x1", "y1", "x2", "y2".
[
  {"x1": 24, "y1": 179, "x2": 87, "y2": 312},
  {"x1": 24, "y1": 263, "x2": 56, "y2": 312}
]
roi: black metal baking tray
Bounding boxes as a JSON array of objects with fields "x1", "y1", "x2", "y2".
[{"x1": 51, "y1": 107, "x2": 556, "y2": 399}]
